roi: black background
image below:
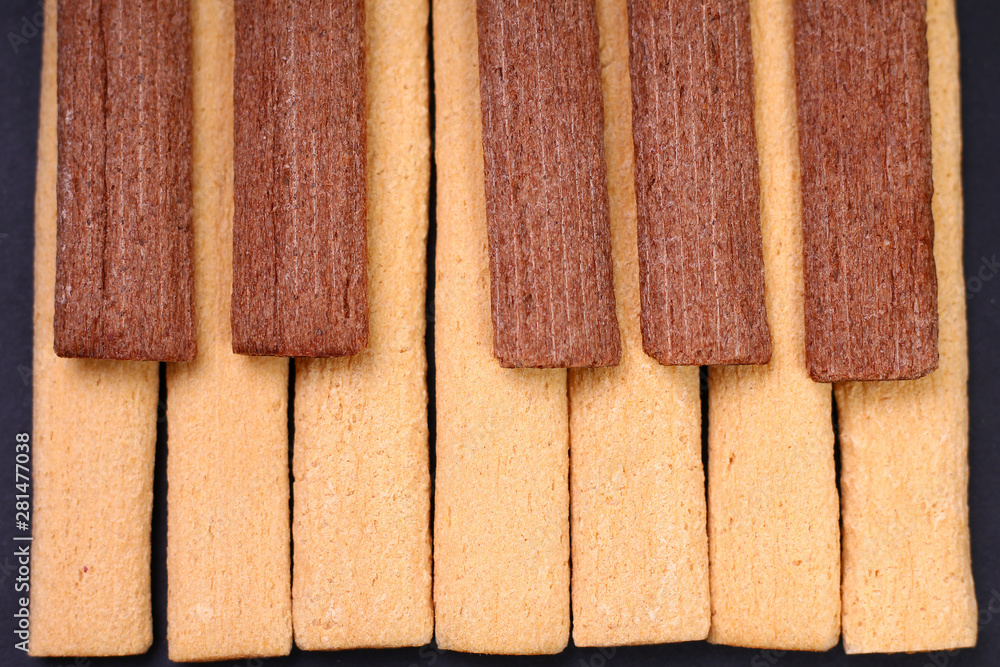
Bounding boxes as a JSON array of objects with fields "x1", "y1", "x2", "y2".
[{"x1": 1, "y1": 1, "x2": 997, "y2": 665}]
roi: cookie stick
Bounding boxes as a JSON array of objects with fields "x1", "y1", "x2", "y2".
[
  {"x1": 629, "y1": 0, "x2": 770, "y2": 367},
  {"x1": 53, "y1": 0, "x2": 195, "y2": 362},
  {"x1": 706, "y1": 0, "x2": 840, "y2": 650},
  {"x1": 164, "y1": 0, "x2": 292, "y2": 660},
  {"x1": 232, "y1": 0, "x2": 368, "y2": 359},
  {"x1": 568, "y1": 0, "x2": 709, "y2": 647},
  {"x1": 292, "y1": 0, "x2": 433, "y2": 649},
  {"x1": 795, "y1": 0, "x2": 938, "y2": 384},
  {"x1": 432, "y1": 0, "x2": 571, "y2": 654},
  {"x1": 476, "y1": 0, "x2": 620, "y2": 369},
  {"x1": 836, "y1": 0, "x2": 977, "y2": 652},
  {"x1": 29, "y1": 0, "x2": 157, "y2": 654}
]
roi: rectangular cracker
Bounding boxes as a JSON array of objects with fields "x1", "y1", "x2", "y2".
[
  {"x1": 795, "y1": 0, "x2": 938, "y2": 383},
  {"x1": 433, "y1": 0, "x2": 571, "y2": 654},
  {"x1": 29, "y1": 0, "x2": 158, "y2": 655},
  {"x1": 291, "y1": 0, "x2": 433, "y2": 649},
  {"x1": 836, "y1": 0, "x2": 978, "y2": 653},
  {"x1": 706, "y1": 0, "x2": 840, "y2": 650},
  {"x1": 55, "y1": 0, "x2": 196, "y2": 362},
  {"x1": 231, "y1": 0, "x2": 368, "y2": 358},
  {"x1": 568, "y1": 0, "x2": 710, "y2": 647},
  {"x1": 477, "y1": 0, "x2": 620, "y2": 369},
  {"x1": 164, "y1": 0, "x2": 292, "y2": 660},
  {"x1": 629, "y1": 0, "x2": 770, "y2": 366}
]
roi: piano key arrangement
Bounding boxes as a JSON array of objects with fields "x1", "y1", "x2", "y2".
[{"x1": 29, "y1": 0, "x2": 976, "y2": 660}]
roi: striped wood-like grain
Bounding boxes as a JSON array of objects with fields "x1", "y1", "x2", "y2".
[
  {"x1": 232, "y1": 0, "x2": 368, "y2": 358},
  {"x1": 55, "y1": 0, "x2": 195, "y2": 361},
  {"x1": 795, "y1": 0, "x2": 938, "y2": 382},
  {"x1": 477, "y1": 0, "x2": 621, "y2": 368},
  {"x1": 629, "y1": 0, "x2": 770, "y2": 366}
]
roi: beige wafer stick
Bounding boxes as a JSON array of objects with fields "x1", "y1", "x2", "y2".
[
  {"x1": 164, "y1": 0, "x2": 291, "y2": 660},
  {"x1": 432, "y1": 0, "x2": 571, "y2": 654},
  {"x1": 836, "y1": 0, "x2": 977, "y2": 653},
  {"x1": 29, "y1": 1, "x2": 157, "y2": 655},
  {"x1": 568, "y1": 0, "x2": 709, "y2": 647},
  {"x1": 291, "y1": 0, "x2": 433, "y2": 649},
  {"x1": 706, "y1": 0, "x2": 840, "y2": 650}
]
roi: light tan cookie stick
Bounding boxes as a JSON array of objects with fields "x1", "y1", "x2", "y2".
[
  {"x1": 836, "y1": 0, "x2": 977, "y2": 653},
  {"x1": 164, "y1": 0, "x2": 291, "y2": 660},
  {"x1": 292, "y1": 0, "x2": 433, "y2": 650},
  {"x1": 29, "y1": 0, "x2": 157, "y2": 655},
  {"x1": 568, "y1": 0, "x2": 709, "y2": 647},
  {"x1": 706, "y1": 0, "x2": 840, "y2": 650},
  {"x1": 432, "y1": 0, "x2": 571, "y2": 654}
]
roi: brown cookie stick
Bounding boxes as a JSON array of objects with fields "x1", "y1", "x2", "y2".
[
  {"x1": 232, "y1": 0, "x2": 368, "y2": 358},
  {"x1": 795, "y1": 0, "x2": 938, "y2": 383},
  {"x1": 54, "y1": 0, "x2": 195, "y2": 362},
  {"x1": 477, "y1": 0, "x2": 621, "y2": 369},
  {"x1": 629, "y1": 0, "x2": 770, "y2": 366}
]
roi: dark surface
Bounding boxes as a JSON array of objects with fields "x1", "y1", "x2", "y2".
[
  {"x1": 1, "y1": 0, "x2": 998, "y2": 665},
  {"x1": 478, "y1": 0, "x2": 621, "y2": 368},
  {"x1": 630, "y1": 0, "x2": 771, "y2": 367}
]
